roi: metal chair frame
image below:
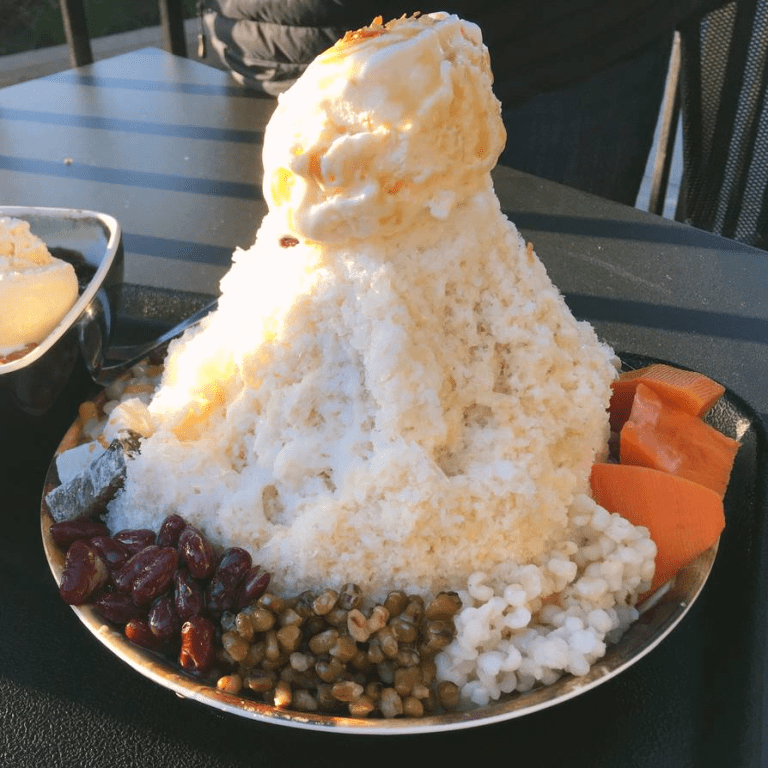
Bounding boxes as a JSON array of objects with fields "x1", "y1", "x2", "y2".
[
  {"x1": 649, "y1": 0, "x2": 768, "y2": 249},
  {"x1": 58, "y1": 0, "x2": 188, "y2": 68},
  {"x1": 648, "y1": 33, "x2": 683, "y2": 217}
]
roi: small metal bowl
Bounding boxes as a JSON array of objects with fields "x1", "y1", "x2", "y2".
[{"x1": 0, "y1": 206, "x2": 123, "y2": 474}]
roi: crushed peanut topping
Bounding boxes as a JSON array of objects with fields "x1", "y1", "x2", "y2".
[{"x1": 338, "y1": 13, "x2": 423, "y2": 47}]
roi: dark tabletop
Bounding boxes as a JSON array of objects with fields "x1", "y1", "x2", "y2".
[{"x1": 1, "y1": 48, "x2": 767, "y2": 768}]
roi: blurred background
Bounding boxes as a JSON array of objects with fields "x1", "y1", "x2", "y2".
[
  {"x1": 0, "y1": 0, "x2": 683, "y2": 217},
  {"x1": 0, "y1": 0, "x2": 197, "y2": 57}
]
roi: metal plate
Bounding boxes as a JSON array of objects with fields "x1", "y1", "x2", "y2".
[{"x1": 40, "y1": 354, "x2": 726, "y2": 735}]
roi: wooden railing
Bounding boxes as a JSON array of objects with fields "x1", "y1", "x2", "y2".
[{"x1": 58, "y1": 0, "x2": 189, "y2": 68}]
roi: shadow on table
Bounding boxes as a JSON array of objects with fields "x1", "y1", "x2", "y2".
[
  {"x1": 507, "y1": 210, "x2": 764, "y2": 253},
  {"x1": 564, "y1": 293, "x2": 768, "y2": 345}
]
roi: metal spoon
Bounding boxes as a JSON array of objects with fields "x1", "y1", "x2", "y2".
[{"x1": 92, "y1": 298, "x2": 218, "y2": 386}]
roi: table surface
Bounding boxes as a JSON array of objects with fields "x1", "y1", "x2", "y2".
[{"x1": 2, "y1": 48, "x2": 767, "y2": 768}]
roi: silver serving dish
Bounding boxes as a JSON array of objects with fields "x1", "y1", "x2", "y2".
[{"x1": 0, "y1": 207, "x2": 123, "y2": 471}]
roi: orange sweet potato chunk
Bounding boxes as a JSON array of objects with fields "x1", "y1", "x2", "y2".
[
  {"x1": 609, "y1": 363, "x2": 725, "y2": 433},
  {"x1": 619, "y1": 383, "x2": 739, "y2": 498},
  {"x1": 590, "y1": 462, "x2": 725, "y2": 592}
]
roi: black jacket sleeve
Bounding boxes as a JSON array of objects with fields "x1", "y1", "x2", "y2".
[{"x1": 201, "y1": 0, "x2": 726, "y2": 103}]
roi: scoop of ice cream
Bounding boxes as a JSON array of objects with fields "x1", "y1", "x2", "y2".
[
  {"x1": 0, "y1": 217, "x2": 79, "y2": 355},
  {"x1": 262, "y1": 13, "x2": 506, "y2": 243}
]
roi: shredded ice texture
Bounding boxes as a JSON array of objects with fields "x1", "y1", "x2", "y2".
[{"x1": 106, "y1": 13, "x2": 618, "y2": 599}]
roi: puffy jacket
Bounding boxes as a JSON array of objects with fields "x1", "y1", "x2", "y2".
[
  {"x1": 201, "y1": 0, "x2": 722, "y2": 104},
  {"x1": 200, "y1": 0, "x2": 386, "y2": 95}
]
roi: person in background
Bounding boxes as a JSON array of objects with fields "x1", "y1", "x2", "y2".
[{"x1": 198, "y1": 1, "x2": 722, "y2": 206}]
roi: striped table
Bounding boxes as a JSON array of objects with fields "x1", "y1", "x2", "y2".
[{"x1": 2, "y1": 47, "x2": 269, "y2": 319}]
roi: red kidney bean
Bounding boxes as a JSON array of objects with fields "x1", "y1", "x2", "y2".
[
  {"x1": 132, "y1": 547, "x2": 179, "y2": 606},
  {"x1": 114, "y1": 528, "x2": 157, "y2": 555},
  {"x1": 206, "y1": 547, "x2": 252, "y2": 614},
  {"x1": 59, "y1": 540, "x2": 109, "y2": 605},
  {"x1": 179, "y1": 615, "x2": 215, "y2": 672},
  {"x1": 178, "y1": 526, "x2": 215, "y2": 579},
  {"x1": 113, "y1": 545, "x2": 160, "y2": 593},
  {"x1": 174, "y1": 567, "x2": 205, "y2": 620},
  {"x1": 125, "y1": 618, "x2": 161, "y2": 651},
  {"x1": 235, "y1": 566, "x2": 271, "y2": 611},
  {"x1": 50, "y1": 519, "x2": 109, "y2": 548},
  {"x1": 94, "y1": 592, "x2": 146, "y2": 625},
  {"x1": 148, "y1": 593, "x2": 181, "y2": 643},
  {"x1": 90, "y1": 535, "x2": 131, "y2": 573},
  {"x1": 157, "y1": 514, "x2": 187, "y2": 548}
]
